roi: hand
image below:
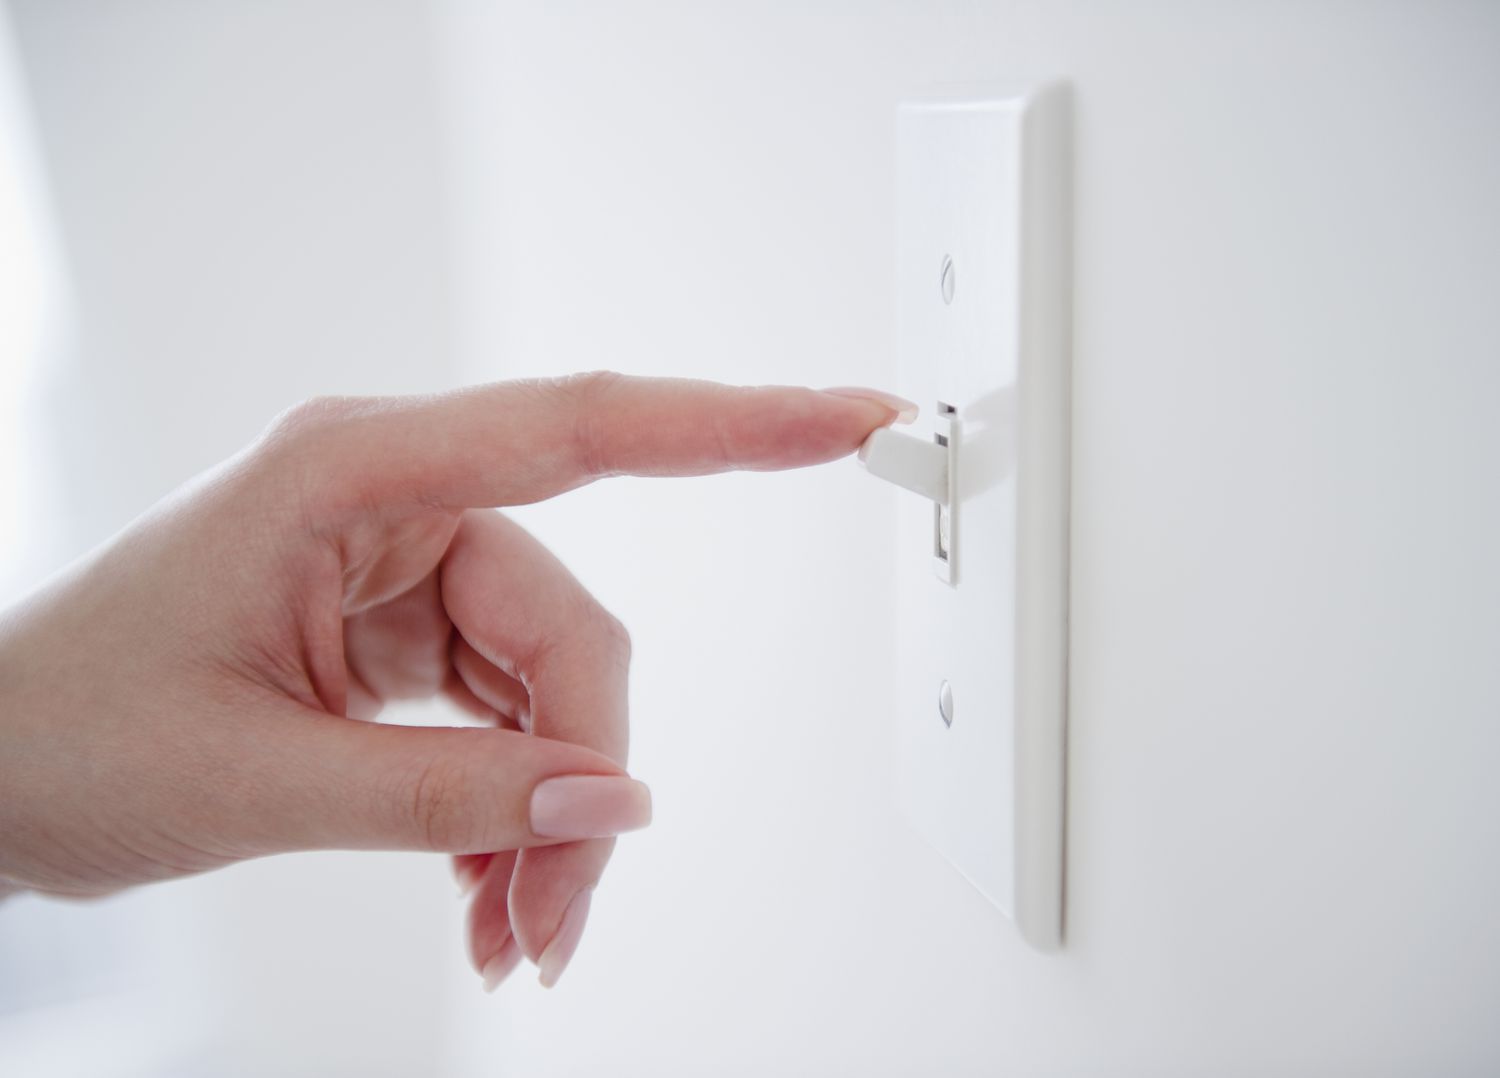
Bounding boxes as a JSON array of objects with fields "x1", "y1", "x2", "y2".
[{"x1": 0, "y1": 372, "x2": 905, "y2": 988}]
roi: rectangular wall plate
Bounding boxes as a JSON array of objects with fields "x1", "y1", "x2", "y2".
[{"x1": 892, "y1": 85, "x2": 1071, "y2": 951}]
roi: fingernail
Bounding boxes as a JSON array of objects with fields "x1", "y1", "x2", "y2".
[
  {"x1": 538, "y1": 888, "x2": 593, "y2": 989},
  {"x1": 481, "y1": 938, "x2": 524, "y2": 993},
  {"x1": 820, "y1": 387, "x2": 919, "y2": 424},
  {"x1": 530, "y1": 775, "x2": 653, "y2": 840}
]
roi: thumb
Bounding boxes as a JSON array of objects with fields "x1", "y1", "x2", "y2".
[{"x1": 239, "y1": 717, "x2": 653, "y2": 855}]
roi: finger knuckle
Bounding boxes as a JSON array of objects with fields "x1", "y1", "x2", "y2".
[
  {"x1": 601, "y1": 610, "x2": 632, "y2": 661},
  {"x1": 407, "y1": 757, "x2": 478, "y2": 851},
  {"x1": 581, "y1": 599, "x2": 632, "y2": 663},
  {"x1": 263, "y1": 395, "x2": 360, "y2": 446},
  {"x1": 556, "y1": 370, "x2": 625, "y2": 477},
  {"x1": 559, "y1": 369, "x2": 626, "y2": 401},
  {"x1": 249, "y1": 395, "x2": 372, "y2": 508},
  {"x1": 252, "y1": 396, "x2": 352, "y2": 475}
]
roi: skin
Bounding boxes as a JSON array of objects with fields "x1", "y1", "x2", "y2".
[{"x1": 0, "y1": 371, "x2": 902, "y2": 989}]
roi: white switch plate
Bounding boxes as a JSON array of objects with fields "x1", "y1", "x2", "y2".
[{"x1": 892, "y1": 85, "x2": 1070, "y2": 951}]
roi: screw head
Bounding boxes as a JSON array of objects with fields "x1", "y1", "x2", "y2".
[
  {"x1": 938, "y1": 680, "x2": 954, "y2": 727},
  {"x1": 940, "y1": 254, "x2": 955, "y2": 305}
]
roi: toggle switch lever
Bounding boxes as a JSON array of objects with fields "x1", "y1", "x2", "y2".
[
  {"x1": 858, "y1": 403, "x2": 959, "y2": 583},
  {"x1": 858, "y1": 427, "x2": 949, "y2": 504}
]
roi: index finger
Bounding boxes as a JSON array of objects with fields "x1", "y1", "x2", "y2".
[{"x1": 263, "y1": 372, "x2": 909, "y2": 510}]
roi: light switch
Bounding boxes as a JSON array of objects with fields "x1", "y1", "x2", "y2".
[{"x1": 865, "y1": 84, "x2": 1070, "y2": 951}]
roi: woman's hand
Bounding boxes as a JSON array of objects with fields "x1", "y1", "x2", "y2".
[{"x1": 0, "y1": 373, "x2": 904, "y2": 989}]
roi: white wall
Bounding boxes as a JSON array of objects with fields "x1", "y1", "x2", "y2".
[
  {"x1": 436, "y1": 2, "x2": 1500, "y2": 1074},
  {"x1": 3, "y1": 3, "x2": 463, "y2": 1075}
]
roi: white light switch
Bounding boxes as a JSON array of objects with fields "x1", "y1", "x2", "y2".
[{"x1": 873, "y1": 84, "x2": 1070, "y2": 951}]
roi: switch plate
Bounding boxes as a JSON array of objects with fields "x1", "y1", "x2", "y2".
[{"x1": 892, "y1": 85, "x2": 1070, "y2": 950}]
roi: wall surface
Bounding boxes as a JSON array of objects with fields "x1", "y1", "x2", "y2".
[
  {"x1": 3, "y1": 2, "x2": 1498, "y2": 1076},
  {"x1": 1, "y1": 3, "x2": 463, "y2": 1075},
  {"x1": 435, "y1": 2, "x2": 1500, "y2": 1075}
]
